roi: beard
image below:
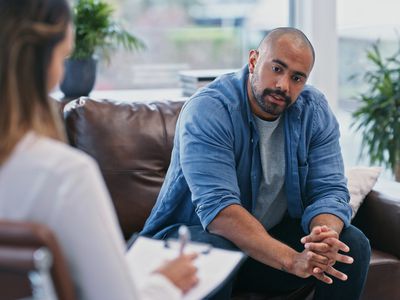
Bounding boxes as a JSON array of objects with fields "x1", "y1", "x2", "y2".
[{"x1": 250, "y1": 75, "x2": 292, "y2": 117}]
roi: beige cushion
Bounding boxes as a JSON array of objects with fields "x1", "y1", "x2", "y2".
[{"x1": 346, "y1": 166, "x2": 382, "y2": 218}]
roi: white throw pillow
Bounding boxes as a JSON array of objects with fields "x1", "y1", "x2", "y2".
[{"x1": 345, "y1": 166, "x2": 382, "y2": 219}]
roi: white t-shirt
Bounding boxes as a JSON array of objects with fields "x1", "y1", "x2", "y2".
[{"x1": 0, "y1": 132, "x2": 181, "y2": 300}]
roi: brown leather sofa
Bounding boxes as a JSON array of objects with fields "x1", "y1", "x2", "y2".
[{"x1": 64, "y1": 97, "x2": 400, "y2": 300}]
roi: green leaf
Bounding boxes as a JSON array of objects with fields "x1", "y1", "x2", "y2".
[
  {"x1": 71, "y1": 0, "x2": 145, "y2": 61},
  {"x1": 351, "y1": 39, "x2": 400, "y2": 178}
]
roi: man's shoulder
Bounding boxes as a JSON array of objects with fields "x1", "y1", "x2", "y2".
[
  {"x1": 292, "y1": 85, "x2": 331, "y2": 116},
  {"x1": 294, "y1": 86, "x2": 339, "y2": 137},
  {"x1": 299, "y1": 85, "x2": 327, "y2": 105}
]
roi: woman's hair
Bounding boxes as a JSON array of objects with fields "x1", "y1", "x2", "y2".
[{"x1": 0, "y1": 0, "x2": 71, "y2": 164}]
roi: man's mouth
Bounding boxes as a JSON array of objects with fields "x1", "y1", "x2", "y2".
[{"x1": 267, "y1": 94, "x2": 286, "y2": 106}]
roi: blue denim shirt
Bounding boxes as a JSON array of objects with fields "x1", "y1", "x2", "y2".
[{"x1": 141, "y1": 66, "x2": 351, "y2": 237}]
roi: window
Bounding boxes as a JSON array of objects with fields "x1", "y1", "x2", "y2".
[
  {"x1": 337, "y1": 0, "x2": 400, "y2": 108},
  {"x1": 95, "y1": 0, "x2": 289, "y2": 90}
]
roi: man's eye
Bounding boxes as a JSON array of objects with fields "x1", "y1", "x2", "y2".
[
  {"x1": 272, "y1": 66, "x2": 281, "y2": 72},
  {"x1": 292, "y1": 75, "x2": 302, "y2": 82}
]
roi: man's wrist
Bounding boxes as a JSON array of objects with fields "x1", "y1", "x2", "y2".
[
  {"x1": 310, "y1": 214, "x2": 344, "y2": 235},
  {"x1": 280, "y1": 249, "x2": 297, "y2": 274},
  {"x1": 311, "y1": 223, "x2": 339, "y2": 235}
]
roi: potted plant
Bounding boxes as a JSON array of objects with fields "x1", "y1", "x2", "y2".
[
  {"x1": 352, "y1": 41, "x2": 400, "y2": 181},
  {"x1": 60, "y1": 0, "x2": 144, "y2": 98}
]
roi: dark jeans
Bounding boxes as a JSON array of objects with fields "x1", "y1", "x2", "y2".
[{"x1": 162, "y1": 216, "x2": 371, "y2": 300}]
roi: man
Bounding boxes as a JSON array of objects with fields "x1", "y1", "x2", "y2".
[{"x1": 141, "y1": 27, "x2": 370, "y2": 299}]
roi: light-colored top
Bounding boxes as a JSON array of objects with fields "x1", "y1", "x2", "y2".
[
  {"x1": 0, "y1": 132, "x2": 181, "y2": 300},
  {"x1": 253, "y1": 115, "x2": 287, "y2": 230}
]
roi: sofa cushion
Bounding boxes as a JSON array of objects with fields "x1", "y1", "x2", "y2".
[
  {"x1": 345, "y1": 166, "x2": 382, "y2": 218},
  {"x1": 64, "y1": 98, "x2": 185, "y2": 239}
]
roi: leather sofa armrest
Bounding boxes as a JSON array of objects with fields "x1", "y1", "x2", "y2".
[{"x1": 352, "y1": 180, "x2": 400, "y2": 259}]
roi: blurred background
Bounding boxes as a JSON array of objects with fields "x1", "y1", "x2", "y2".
[
  {"x1": 66, "y1": 0, "x2": 400, "y2": 179},
  {"x1": 90, "y1": 0, "x2": 400, "y2": 105}
]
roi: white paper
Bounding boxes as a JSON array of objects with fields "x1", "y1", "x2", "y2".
[{"x1": 126, "y1": 236, "x2": 244, "y2": 300}]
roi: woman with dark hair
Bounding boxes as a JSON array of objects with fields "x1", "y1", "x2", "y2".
[{"x1": 0, "y1": 1, "x2": 198, "y2": 299}]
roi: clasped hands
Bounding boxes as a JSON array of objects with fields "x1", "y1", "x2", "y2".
[{"x1": 292, "y1": 225, "x2": 354, "y2": 284}]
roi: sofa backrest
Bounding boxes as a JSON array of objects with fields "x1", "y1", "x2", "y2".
[{"x1": 63, "y1": 98, "x2": 184, "y2": 239}]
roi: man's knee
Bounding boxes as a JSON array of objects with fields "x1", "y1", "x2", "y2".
[{"x1": 340, "y1": 225, "x2": 371, "y2": 268}]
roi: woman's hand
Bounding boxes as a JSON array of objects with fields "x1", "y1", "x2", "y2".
[{"x1": 156, "y1": 253, "x2": 199, "y2": 294}]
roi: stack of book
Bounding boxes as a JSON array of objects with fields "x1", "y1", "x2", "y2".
[{"x1": 179, "y1": 69, "x2": 237, "y2": 97}]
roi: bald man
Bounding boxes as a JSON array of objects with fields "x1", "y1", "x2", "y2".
[{"x1": 141, "y1": 28, "x2": 370, "y2": 300}]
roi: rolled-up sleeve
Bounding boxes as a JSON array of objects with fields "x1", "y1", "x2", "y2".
[
  {"x1": 301, "y1": 98, "x2": 352, "y2": 233},
  {"x1": 178, "y1": 95, "x2": 242, "y2": 230}
]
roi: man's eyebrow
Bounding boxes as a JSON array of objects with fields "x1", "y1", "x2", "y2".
[
  {"x1": 272, "y1": 59, "x2": 307, "y2": 79},
  {"x1": 272, "y1": 59, "x2": 288, "y2": 69},
  {"x1": 294, "y1": 71, "x2": 308, "y2": 79}
]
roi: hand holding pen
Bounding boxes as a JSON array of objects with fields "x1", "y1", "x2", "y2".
[{"x1": 156, "y1": 225, "x2": 198, "y2": 293}]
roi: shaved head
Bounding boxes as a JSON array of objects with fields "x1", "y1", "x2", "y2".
[
  {"x1": 246, "y1": 27, "x2": 315, "y2": 120},
  {"x1": 258, "y1": 27, "x2": 315, "y2": 66}
]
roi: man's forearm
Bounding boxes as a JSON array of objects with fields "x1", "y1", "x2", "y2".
[
  {"x1": 309, "y1": 213, "x2": 344, "y2": 235},
  {"x1": 209, "y1": 205, "x2": 345, "y2": 283},
  {"x1": 207, "y1": 204, "x2": 297, "y2": 272}
]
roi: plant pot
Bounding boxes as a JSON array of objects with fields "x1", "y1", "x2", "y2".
[{"x1": 60, "y1": 57, "x2": 97, "y2": 98}]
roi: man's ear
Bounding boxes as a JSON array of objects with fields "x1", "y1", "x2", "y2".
[{"x1": 248, "y1": 50, "x2": 259, "y2": 74}]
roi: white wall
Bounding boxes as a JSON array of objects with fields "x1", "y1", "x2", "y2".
[{"x1": 294, "y1": 0, "x2": 338, "y2": 109}]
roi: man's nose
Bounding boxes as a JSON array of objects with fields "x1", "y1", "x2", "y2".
[{"x1": 275, "y1": 75, "x2": 289, "y2": 94}]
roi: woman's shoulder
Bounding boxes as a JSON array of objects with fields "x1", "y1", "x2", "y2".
[
  {"x1": 0, "y1": 133, "x2": 104, "y2": 222},
  {"x1": 14, "y1": 132, "x2": 98, "y2": 176}
]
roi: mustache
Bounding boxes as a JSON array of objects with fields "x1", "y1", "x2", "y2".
[{"x1": 262, "y1": 88, "x2": 291, "y2": 105}]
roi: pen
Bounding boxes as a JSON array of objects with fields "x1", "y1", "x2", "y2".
[{"x1": 178, "y1": 225, "x2": 190, "y2": 256}]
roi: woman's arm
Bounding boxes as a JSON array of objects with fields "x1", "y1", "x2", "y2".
[{"x1": 50, "y1": 155, "x2": 190, "y2": 300}]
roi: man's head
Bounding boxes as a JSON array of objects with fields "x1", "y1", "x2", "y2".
[{"x1": 247, "y1": 27, "x2": 314, "y2": 121}]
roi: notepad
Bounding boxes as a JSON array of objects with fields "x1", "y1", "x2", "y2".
[{"x1": 126, "y1": 236, "x2": 245, "y2": 300}]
